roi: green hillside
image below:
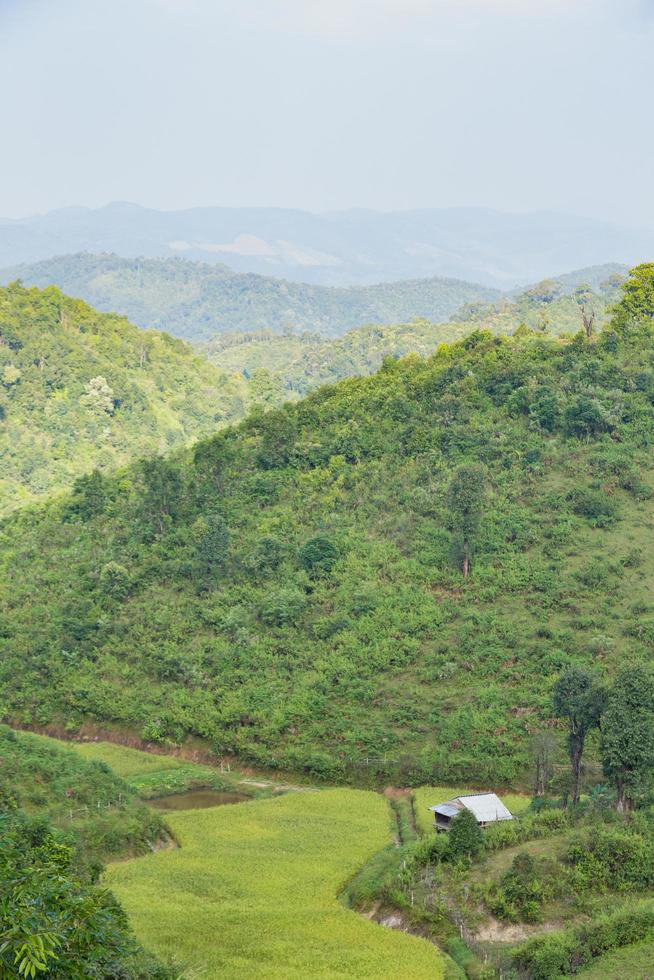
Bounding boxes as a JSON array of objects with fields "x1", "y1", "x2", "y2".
[
  {"x1": 202, "y1": 273, "x2": 623, "y2": 396},
  {"x1": 1, "y1": 268, "x2": 653, "y2": 787},
  {"x1": 0, "y1": 282, "x2": 249, "y2": 512},
  {"x1": 0, "y1": 252, "x2": 500, "y2": 340}
]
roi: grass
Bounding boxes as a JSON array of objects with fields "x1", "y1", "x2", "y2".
[
  {"x1": 575, "y1": 939, "x2": 654, "y2": 978},
  {"x1": 0, "y1": 728, "x2": 164, "y2": 859},
  {"x1": 412, "y1": 786, "x2": 531, "y2": 835},
  {"x1": 24, "y1": 736, "x2": 242, "y2": 798},
  {"x1": 107, "y1": 789, "x2": 444, "y2": 979},
  {"x1": 73, "y1": 741, "x2": 188, "y2": 777}
]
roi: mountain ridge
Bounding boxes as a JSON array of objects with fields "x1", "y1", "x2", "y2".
[
  {"x1": 0, "y1": 252, "x2": 500, "y2": 340},
  {"x1": 0, "y1": 203, "x2": 648, "y2": 287}
]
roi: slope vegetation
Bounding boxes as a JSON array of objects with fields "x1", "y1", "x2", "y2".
[
  {"x1": 3, "y1": 298, "x2": 654, "y2": 783},
  {"x1": 202, "y1": 270, "x2": 624, "y2": 395},
  {"x1": 0, "y1": 252, "x2": 499, "y2": 340},
  {"x1": 0, "y1": 282, "x2": 248, "y2": 511}
]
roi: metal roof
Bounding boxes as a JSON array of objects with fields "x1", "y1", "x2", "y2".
[
  {"x1": 428, "y1": 803, "x2": 461, "y2": 818},
  {"x1": 455, "y1": 794, "x2": 513, "y2": 822},
  {"x1": 427, "y1": 793, "x2": 513, "y2": 823}
]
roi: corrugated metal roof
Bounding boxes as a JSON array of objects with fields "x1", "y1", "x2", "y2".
[
  {"x1": 455, "y1": 793, "x2": 513, "y2": 822},
  {"x1": 428, "y1": 803, "x2": 461, "y2": 818}
]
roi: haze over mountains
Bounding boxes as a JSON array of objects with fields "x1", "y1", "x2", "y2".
[
  {"x1": 1, "y1": 202, "x2": 651, "y2": 288},
  {"x1": 0, "y1": 252, "x2": 499, "y2": 341}
]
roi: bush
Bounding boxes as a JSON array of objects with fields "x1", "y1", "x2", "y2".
[
  {"x1": 487, "y1": 852, "x2": 551, "y2": 923},
  {"x1": 514, "y1": 901, "x2": 654, "y2": 978},
  {"x1": 298, "y1": 535, "x2": 340, "y2": 576},
  {"x1": 259, "y1": 587, "x2": 307, "y2": 626},
  {"x1": 447, "y1": 809, "x2": 484, "y2": 860},
  {"x1": 570, "y1": 488, "x2": 619, "y2": 527}
]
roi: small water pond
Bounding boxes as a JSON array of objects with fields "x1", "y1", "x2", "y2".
[{"x1": 148, "y1": 789, "x2": 250, "y2": 811}]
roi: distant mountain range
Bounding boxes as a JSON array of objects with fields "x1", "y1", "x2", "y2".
[
  {"x1": 0, "y1": 202, "x2": 650, "y2": 288},
  {"x1": 0, "y1": 253, "x2": 500, "y2": 341}
]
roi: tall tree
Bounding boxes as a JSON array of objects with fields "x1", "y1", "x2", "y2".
[
  {"x1": 552, "y1": 668, "x2": 603, "y2": 805},
  {"x1": 446, "y1": 464, "x2": 486, "y2": 578},
  {"x1": 573, "y1": 284, "x2": 596, "y2": 339},
  {"x1": 611, "y1": 263, "x2": 654, "y2": 332},
  {"x1": 601, "y1": 664, "x2": 654, "y2": 812},
  {"x1": 138, "y1": 456, "x2": 183, "y2": 535},
  {"x1": 531, "y1": 732, "x2": 556, "y2": 798}
]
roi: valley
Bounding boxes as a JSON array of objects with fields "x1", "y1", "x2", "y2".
[
  {"x1": 8, "y1": 727, "x2": 654, "y2": 979},
  {"x1": 5, "y1": 1, "x2": 654, "y2": 975}
]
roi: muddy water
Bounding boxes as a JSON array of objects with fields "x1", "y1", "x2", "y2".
[{"x1": 148, "y1": 790, "x2": 250, "y2": 811}]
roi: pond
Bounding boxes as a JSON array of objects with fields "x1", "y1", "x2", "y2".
[{"x1": 148, "y1": 789, "x2": 250, "y2": 811}]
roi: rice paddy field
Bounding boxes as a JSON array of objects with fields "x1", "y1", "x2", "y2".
[{"x1": 107, "y1": 788, "x2": 445, "y2": 979}]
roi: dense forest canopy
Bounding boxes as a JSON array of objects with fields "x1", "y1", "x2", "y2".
[
  {"x1": 1, "y1": 266, "x2": 653, "y2": 787},
  {"x1": 203, "y1": 268, "x2": 624, "y2": 396},
  {"x1": 0, "y1": 252, "x2": 500, "y2": 341},
  {"x1": 0, "y1": 282, "x2": 251, "y2": 512}
]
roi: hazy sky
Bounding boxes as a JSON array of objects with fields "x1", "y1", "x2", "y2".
[{"x1": 1, "y1": 0, "x2": 653, "y2": 225}]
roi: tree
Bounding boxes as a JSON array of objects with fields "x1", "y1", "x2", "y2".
[
  {"x1": 447, "y1": 808, "x2": 484, "y2": 859},
  {"x1": 98, "y1": 561, "x2": 131, "y2": 600},
  {"x1": 67, "y1": 469, "x2": 109, "y2": 521},
  {"x1": 138, "y1": 457, "x2": 183, "y2": 535},
  {"x1": 299, "y1": 535, "x2": 339, "y2": 577},
  {"x1": 446, "y1": 464, "x2": 486, "y2": 578},
  {"x1": 193, "y1": 513, "x2": 230, "y2": 575},
  {"x1": 601, "y1": 665, "x2": 654, "y2": 812},
  {"x1": 552, "y1": 668, "x2": 603, "y2": 806},
  {"x1": 531, "y1": 732, "x2": 556, "y2": 798},
  {"x1": 524, "y1": 278, "x2": 563, "y2": 304},
  {"x1": 248, "y1": 368, "x2": 286, "y2": 409},
  {"x1": 80, "y1": 375, "x2": 115, "y2": 415},
  {"x1": 573, "y1": 285, "x2": 596, "y2": 339},
  {"x1": 1, "y1": 363, "x2": 21, "y2": 386},
  {"x1": 611, "y1": 263, "x2": 654, "y2": 332}
]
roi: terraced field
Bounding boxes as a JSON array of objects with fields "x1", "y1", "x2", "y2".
[{"x1": 107, "y1": 789, "x2": 445, "y2": 979}]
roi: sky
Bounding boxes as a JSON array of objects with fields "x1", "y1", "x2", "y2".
[{"x1": 1, "y1": 0, "x2": 653, "y2": 225}]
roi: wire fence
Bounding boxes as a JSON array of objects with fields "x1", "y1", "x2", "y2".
[{"x1": 64, "y1": 793, "x2": 126, "y2": 821}]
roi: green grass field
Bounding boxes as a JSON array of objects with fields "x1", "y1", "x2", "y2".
[
  {"x1": 107, "y1": 789, "x2": 444, "y2": 979},
  {"x1": 73, "y1": 741, "x2": 187, "y2": 776},
  {"x1": 413, "y1": 786, "x2": 531, "y2": 835},
  {"x1": 24, "y1": 736, "x2": 241, "y2": 798},
  {"x1": 576, "y1": 939, "x2": 654, "y2": 978}
]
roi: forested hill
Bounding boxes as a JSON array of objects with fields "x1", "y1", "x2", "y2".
[
  {"x1": 2, "y1": 266, "x2": 654, "y2": 786},
  {"x1": 203, "y1": 268, "x2": 625, "y2": 396},
  {"x1": 0, "y1": 252, "x2": 499, "y2": 341},
  {"x1": 0, "y1": 282, "x2": 249, "y2": 512}
]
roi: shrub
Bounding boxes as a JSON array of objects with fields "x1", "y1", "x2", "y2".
[
  {"x1": 298, "y1": 535, "x2": 340, "y2": 576},
  {"x1": 487, "y1": 852, "x2": 550, "y2": 923},
  {"x1": 260, "y1": 587, "x2": 307, "y2": 626},
  {"x1": 447, "y1": 809, "x2": 484, "y2": 860},
  {"x1": 570, "y1": 488, "x2": 619, "y2": 527},
  {"x1": 514, "y1": 901, "x2": 654, "y2": 978},
  {"x1": 563, "y1": 396, "x2": 611, "y2": 438}
]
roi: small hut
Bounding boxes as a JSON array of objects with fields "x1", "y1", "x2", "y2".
[{"x1": 428, "y1": 793, "x2": 513, "y2": 832}]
